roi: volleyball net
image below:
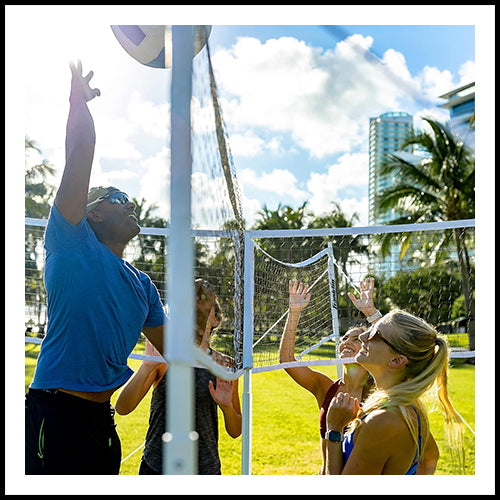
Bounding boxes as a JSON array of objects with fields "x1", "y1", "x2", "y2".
[{"x1": 25, "y1": 218, "x2": 476, "y2": 368}]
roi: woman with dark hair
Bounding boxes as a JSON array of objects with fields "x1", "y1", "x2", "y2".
[{"x1": 116, "y1": 279, "x2": 241, "y2": 475}]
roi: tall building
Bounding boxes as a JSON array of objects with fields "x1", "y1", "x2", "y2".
[
  {"x1": 438, "y1": 81, "x2": 475, "y2": 150},
  {"x1": 368, "y1": 112, "x2": 414, "y2": 225}
]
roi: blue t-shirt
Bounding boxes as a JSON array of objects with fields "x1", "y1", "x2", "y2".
[{"x1": 30, "y1": 204, "x2": 167, "y2": 392}]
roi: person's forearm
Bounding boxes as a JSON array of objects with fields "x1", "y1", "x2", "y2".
[
  {"x1": 66, "y1": 98, "x2": 96, "y2": 165},
  {"x1": 279, "y1": 309, "x2": 301, "y2": 362},
  {"x1": 325, "y1": 440, "x2": 344, "y2": 475},
  {"x1": 220, "y1": 404, "x2": 242, "y2": 438},
  {"x1": 115, "y1": 363, "x2": 159, "y2": 415},
  {"x1": 55, "y1": 99, "x2": 96, "y2": 222}
]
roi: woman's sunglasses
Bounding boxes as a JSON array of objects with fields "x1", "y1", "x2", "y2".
[{"x1": 367, "y1": 326, "x2": 401, "y2": 354}]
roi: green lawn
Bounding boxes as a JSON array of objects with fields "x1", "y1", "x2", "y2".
[{"x1": 25, "y1": 343, "x2": 475, "y2": 475}]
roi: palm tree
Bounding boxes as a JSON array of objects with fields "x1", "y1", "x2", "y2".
[
  {"x1": 375, "y1": 117, "x2": 475, "y2": 352},
  {"x1": 25, "y1": 137, "x2": 56, "y2": 218},
  {"x1": 251, "y1": 201, "x2": 312, "y2": 259},
  {"x1": 253, "y1": 201, "x2": 310, "y2": 231},
  {"x1": 129, "y1": 198, "x2": 168, "y2": 297}
]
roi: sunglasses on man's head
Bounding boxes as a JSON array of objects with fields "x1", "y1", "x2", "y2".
[{"x1": 101, "y1": 191, "x2": 130, "y2": 205}]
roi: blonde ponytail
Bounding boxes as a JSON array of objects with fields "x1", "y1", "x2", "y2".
[{"x1": 434, "y1": 337, "x2": 465, "y2": 473}]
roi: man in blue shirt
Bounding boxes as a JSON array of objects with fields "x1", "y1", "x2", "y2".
[{"x1": 25, "y1": 61, "x2": 167, "y2": 474}]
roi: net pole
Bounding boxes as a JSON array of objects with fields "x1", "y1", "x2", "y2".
[
  {"x1": 327, "y1": 243, "x2": 342, "y2": 379},
  {"x1": 241, "y1": 232, "x2": 255, "y2": 475},
  {"x1": 164, "y1": 25, "x2": 196, "y2": 475}
]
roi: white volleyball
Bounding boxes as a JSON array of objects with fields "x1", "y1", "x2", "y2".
[{"x1": 110, "y1": 25, "x2": 212, "y2": 68}]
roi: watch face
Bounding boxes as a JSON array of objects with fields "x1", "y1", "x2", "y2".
[{"x1": 326, "y1": 430, "x2": 342, "y2": 442}]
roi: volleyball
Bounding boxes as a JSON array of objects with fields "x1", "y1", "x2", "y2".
[{"x1": 110, "y1": 25, "x2": 212, "y2": 69}]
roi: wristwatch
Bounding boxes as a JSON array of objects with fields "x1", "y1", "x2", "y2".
[
  {"x1": 325, "y1": 430, "x2": 343, "y2": 442},
  {"x1": 366, "y1": 310, "x2": 382, "y2": 324}
]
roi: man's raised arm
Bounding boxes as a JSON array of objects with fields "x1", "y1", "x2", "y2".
[{"x1": 54, "y1": 60, "x2": 101, "y2": 225}]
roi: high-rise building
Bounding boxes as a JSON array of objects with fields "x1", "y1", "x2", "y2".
[
  {"x1": 368, "y1": 112, "x2": 414, "y2": 225},
  {"x1": 438, "y1": 81, "x2": 475, "y2": 150}
]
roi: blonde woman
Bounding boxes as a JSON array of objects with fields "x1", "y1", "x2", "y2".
[{"x1": 325, "y1": 309, "x2": 462, "y2": 475}]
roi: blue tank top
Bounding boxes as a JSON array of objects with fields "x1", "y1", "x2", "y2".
[
  {"x1": 342, "y1": 405, "x2": 422, "y2": 475},
  {"x1": 30, "y1": 204, "x2": 167, "y2": 392}
]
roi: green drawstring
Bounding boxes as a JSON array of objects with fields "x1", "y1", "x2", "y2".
[{"x1": 37, "y1": 418, "x2": 45, "y2": 465}]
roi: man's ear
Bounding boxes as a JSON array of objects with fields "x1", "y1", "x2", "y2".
[
  {"x1": 389, "y1": 354, "x2": 408, "y2": 369},
  {"x1": 86, "y1": 209, "x2": 103, "y2": 223}
]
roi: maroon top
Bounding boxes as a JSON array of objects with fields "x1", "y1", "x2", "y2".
[{"x1": 319, "y1": 379, "x2": 342, "y2": 438}]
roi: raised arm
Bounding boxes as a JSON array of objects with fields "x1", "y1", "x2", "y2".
[
  {"x1": 279, "y1": 280, "x2": 310, "y2": 363},
  {"x1": 279, "y1": 280, "x2": 334, "y2": 407},
  {"x1": 54, "y1": 60, "x2": 101, "y2": 225},
  {"x1": 348, "y1": 277, "x2": 379, "y2": 320}
]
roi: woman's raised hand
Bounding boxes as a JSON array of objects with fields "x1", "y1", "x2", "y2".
[
  {"x1": 289, "y1": 280, "x2": 311, "y2": 313},
  {"x1": 347, "y1": 277, "x2": 376, "y2": 314}
]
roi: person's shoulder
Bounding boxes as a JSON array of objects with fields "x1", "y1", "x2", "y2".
[
  {"x1": 44, "y1": 203, "x2": 94, "y2": 250},
  {"x1": 126, "y1": 263, "x2": 154, "y2": 284},
  {"x1": 361, "y1": 407, "x2": 407, "y2": 436}
]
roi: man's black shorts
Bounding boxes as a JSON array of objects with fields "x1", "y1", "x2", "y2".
[{"x1": 25, "y1": 388, "x2": 121, "y2": 474}]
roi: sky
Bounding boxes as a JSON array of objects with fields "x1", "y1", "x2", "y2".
[
  {"x1": 6, "y1": 4, "x2": 496, "y2": 495},
  {"x1": 9, "y1": 5, "x2": 485, "y2": 230}
]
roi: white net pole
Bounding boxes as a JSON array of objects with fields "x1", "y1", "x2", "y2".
[
  {"x1": 164, "y1": 25, "x2": 196, "y2": 475},
  {"x1": 241, "y1": 232, "x2": 254, "y2": 475},
  {"x1": 327, "y1": 242, "x2": 342, "y2": 379}
]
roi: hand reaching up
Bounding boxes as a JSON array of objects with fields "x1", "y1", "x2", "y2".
[
  {"x1": 289, "y1": 280, "x2": 311, "y2": 313},
  {"x1": 69, "y1": 60, "x2": 101, "y2": 104},
  {"x1": 347, "y1": 277, "x2": 377, "y2": 316}
]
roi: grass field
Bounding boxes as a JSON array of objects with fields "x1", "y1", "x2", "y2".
[{"x1": 25, "y1": 342, "x2": 475, "y2": 475}]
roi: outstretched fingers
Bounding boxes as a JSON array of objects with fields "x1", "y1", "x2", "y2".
[{"x1": 69, "y1": 59, "x2": 101, "y2": 102}]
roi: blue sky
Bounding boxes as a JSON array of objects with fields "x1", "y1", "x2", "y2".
[{"x1": 9, "y1": 5, "x2": 487, "y2": 229}]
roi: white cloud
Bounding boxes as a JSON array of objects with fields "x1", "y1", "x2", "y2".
[
  {"x1": 228, "y1": 131, "x2": 266, "y2": 157},
  {"x1": 138, "y1": 147, "x2": 171, "y2": 220},
  {"x1": 338, "y1": 196, "x2": 369, "y2": 227},
  {"x1": 306, "y1": 152, "x2": 369, "y2": 215},
  {"x1": 241, "y1": 196, "x2": 262, "y2": 228},
  {"x1": 239, "y1": 168, "x2": 309, "y2": 200},
  {"x1": 458, "y1": 60, "x2": 475, "y2": 86},
  {"x1": 228, "y1": 131, "x2": 288, "y2": 158},
  {"x1": 416, "y1": 66, "x2": 455, "y2": 101},
  {"x1": 94, "y1": 112, "x2": 142, "y2": 161},
  {"x1": 212, "y1": 34, "x2": 446, "y2": 159},
  {"x1": 128, "y1": 91, "x2": 170, "y2": 138}
]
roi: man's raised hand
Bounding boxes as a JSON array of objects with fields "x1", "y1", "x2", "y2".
[{"x1": 69, "y1": 60, "x2": 101, "y2": 104}]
